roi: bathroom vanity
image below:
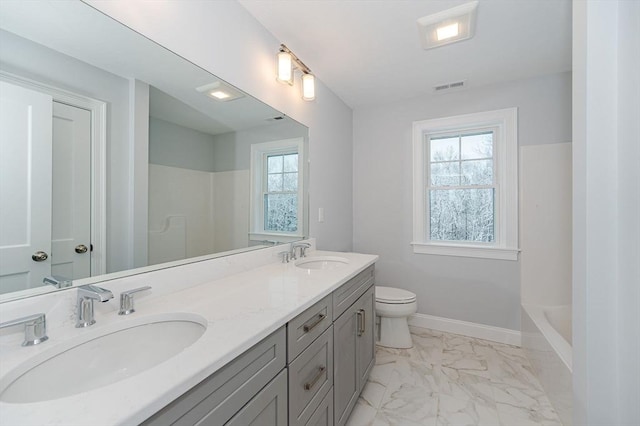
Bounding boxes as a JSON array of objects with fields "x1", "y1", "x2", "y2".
[
  {"x1": 0, "y1": 245, "x2": 377, "y2": 426},
  {"x1": 143, "y1": 265, "x2": 375, "y2": 426}
]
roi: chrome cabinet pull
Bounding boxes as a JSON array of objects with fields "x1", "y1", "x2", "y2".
[
  {"x1": 32, "y1": 251, "x2": 48, "y2": 262},
  {"x1": 303, "y1": 365, "x2": 326, "y2": 391},
  {"x1": 302, "y1": 313, "x2": 326, "y2": 333},
  {"x1": 356, "y1": 309, "x2": 365, "y2": 336},
  {"x1": 75, "y1": 244, "x2": 88, "y2": 254}
]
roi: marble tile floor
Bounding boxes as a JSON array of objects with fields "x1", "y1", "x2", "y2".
[{"x1": 346, "y1": 326, "x2": 563, "y2": 426}]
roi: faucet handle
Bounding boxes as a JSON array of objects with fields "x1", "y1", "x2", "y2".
[
  {"x1": 118, "y1": 286, "x2": 152, "y2": 315},
  {"x1": 0, "y1": 313, "x2": 48, "y2": 346},
  {"x1": 278, "y1": 251, "x2": 291, "y2": 263}
]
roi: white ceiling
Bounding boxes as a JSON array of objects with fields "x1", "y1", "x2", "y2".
[{"x1": 239, "y1": 0, "x2": 572, "y2": 108}]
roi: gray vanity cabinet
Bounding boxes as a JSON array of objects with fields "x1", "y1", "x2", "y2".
[
  {"x1": 333, "y1": 285, "x2": 375, "y2": 426},
  {"x1": 143, "y1": 263, "x2": 376, "y2": 426},
  {"x1": 143, "y1": 327, "x2": 286, "y2": 426},
  {"x1": 226, "y1": 369, "x2": 288, "y2": 426}
]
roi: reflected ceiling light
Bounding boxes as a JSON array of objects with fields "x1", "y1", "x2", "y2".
[
  {"x1": 276, "y1": 44, "x2": 315, "y2": 101},
  {"x1": 417, "y1": 1, "x2": 478, "y2": 50},
  {"x1": 195, "y1": 81, "x2": 245, "y2": 102}
]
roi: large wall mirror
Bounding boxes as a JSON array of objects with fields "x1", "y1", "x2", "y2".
[{"x1": 0, "y1": 1, "x2": 309, "y2": 302}]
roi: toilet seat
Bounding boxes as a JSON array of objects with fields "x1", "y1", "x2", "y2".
[{"x1": 375, "y1": 286, "x2": 417, "y2": 304}]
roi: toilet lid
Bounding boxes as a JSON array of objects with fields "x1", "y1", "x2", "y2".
[{"x1": 375, "y1": 286, "x2": 417, "y2": 304}]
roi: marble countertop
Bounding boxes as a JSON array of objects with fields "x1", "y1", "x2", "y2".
[{"x1": 0, "y1": 250, "x2": 377, "y2": 426}]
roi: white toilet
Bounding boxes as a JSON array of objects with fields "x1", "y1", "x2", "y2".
[{"x1": 375, "y1": 286, "x2": 417, "y2": 349}]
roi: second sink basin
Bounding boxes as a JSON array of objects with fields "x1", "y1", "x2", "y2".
[
  {"x1": 0, "y1": 313, "x2": 207, "y2": 403},
  {"x1": 295, "y1": 256, "x2": 349, "y2": 270}
]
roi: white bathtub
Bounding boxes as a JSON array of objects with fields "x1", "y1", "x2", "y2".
[{"x1": 522, "y1": 304, "x2": 572, "y2": 426}]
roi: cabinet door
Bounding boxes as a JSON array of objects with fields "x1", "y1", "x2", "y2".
[
  {"x1": 306, "y1": 387, "x2": 334, "y2": 426},
  {"x1": 224, "y1": 369, "x2": 288, "y2": 426},
  {"x1": 333, "y1": 305, "x2": 359, "y2": 426},
  {"x1": 356, "y1": 286, "x2": 375, "y2": 390}
]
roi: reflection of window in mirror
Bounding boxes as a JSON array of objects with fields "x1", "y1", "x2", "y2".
[{"x1": 250, "y1": 138, "x2": 304, "y2": 241}]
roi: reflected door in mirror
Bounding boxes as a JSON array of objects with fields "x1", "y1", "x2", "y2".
[
  {"x1": 51, "y1": 102, "x2": 91, "y2": 281},
  {"x1": 0, "y1": 81, "x2": 53, "y2": 292},
  {"x1": 0, "y1": 81, "x2": 92, "y2": 294}
]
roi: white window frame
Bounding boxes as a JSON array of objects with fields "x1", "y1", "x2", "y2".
[
  {"x1": 249, "y1": 138, "x2": 304, "y2": 242},
  {"x1": 412, "y1": 108, "x2": 519, "y2": 260}
]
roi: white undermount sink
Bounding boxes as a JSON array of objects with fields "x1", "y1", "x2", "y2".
[
  {"x1": 0, "y1": 313, "x2": 207, "y2": 403},
  {"x1": 295, "y1": 256, "x2": 349, "y2": 270}
]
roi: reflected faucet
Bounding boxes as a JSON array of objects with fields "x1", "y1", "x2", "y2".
[
  {"x1": 76, "y1": 285, "x2": 113, "y2": 328},
  {"x1": 43, "y1": 275, "x2": 72, "y2": 289}
]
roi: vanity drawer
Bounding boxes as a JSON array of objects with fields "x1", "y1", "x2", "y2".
[
  {"x1": 143, "y1": 327, "x2": 286, "y2": 426},
  {"x1": 332, "y1": 265, "x2": 374, "y2": 320},
  {"x1": 289, "y1": 325, "x2": 334, "y2": 426},
  {"x1": 288, "y1": 294, "x2": 333, "y2": 361}
]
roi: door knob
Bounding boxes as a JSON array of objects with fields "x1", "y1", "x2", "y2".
[
  {"x1": 32, "y1": 251, "x2": 48, "y2": 262},
  {"x1": 75, "y1": 244, "x2": 88, "y2": 254}
]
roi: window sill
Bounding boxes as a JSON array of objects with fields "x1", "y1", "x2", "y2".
[
  {"x1": 411, "y1": 242, "x2": 520, "y2": 261},
  {"x1": 249, "y1": 232, "x2": 304, "y2": 244}
]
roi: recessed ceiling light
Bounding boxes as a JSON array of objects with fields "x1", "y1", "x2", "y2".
[
  {"x1": 436, "y1": 23, "x2": 459, "y2": 41},
  {"x1": 417, "y1": 1, "x2": 478, "y2": 50},
  {"x1": 195, "y1": 81, "x2": 245, "y2": 102},
  {"x1": 210, "y1": 90, "x2": 230, "y2": 100}
]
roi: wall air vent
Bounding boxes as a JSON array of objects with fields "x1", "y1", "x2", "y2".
[{"x1": 433, "y1": 80, "x2": 466, "y2": 92}]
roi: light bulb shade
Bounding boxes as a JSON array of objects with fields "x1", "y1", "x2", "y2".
[
  {"x1": 302, "y1": 73, "x2": 315, "y2": 101},
  {"x1": 276, "y1": 51, "x2": 293, "y2": 85}
]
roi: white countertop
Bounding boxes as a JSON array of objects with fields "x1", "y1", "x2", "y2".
[{"x1": 0, "y1": 250, "x2": 377, "y2": 425}]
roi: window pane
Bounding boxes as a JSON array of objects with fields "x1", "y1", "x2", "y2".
[
  {"x1": 461, "y1": 133, "x2": 493, "y2": 160},
  {"x1": 283, "y1": 154, "x2": 298, "y2": 172},
  {"x1": 267, "y1": 173, "x2": 282, "y2": 192},
  {"x1": 264, "y1": 193, "x2": 298, "y2": 232},
  {"x1": 267, "y1": 155, "x2": 283, "y2": 173},
  {"x1": 430, "y1": 162, "x2": 460, "y2": 186},
  {"x1": 430, "y1": 136, "x2": 459, "y2": 161},
  {"x1": 429, "y1": 188, "x2": 494, "y2": 242},
  {"x1": 283, "y1": 172, "x2": 298, "y2": 191},
  {"x1": 461, "y1": 159, "x2": 493, "y2": 185}
]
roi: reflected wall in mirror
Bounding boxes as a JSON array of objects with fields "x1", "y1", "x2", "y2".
[{"x1": 0, "y1": 1, "x2": 309, "y2": 301}]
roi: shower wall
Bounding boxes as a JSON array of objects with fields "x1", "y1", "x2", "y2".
[{"x1": 520, "y1": 142, "x2": 572, "y2": 306}]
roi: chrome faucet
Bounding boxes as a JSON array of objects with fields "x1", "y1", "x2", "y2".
[
  {"x1": 0, "y1": 313, "x2": 48, "y2": 346},
  {"x1": 291, "y1": 242, "x2": 311, "y2": 260},
  {"x1": 280, "y1": 242, "x2": 312, "y2": 263},
  {"x1": 76, "y1": 285, "x2": 113, "y2": 328}
]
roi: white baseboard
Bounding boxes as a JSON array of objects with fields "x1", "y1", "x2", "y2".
[{"x1": 408, "y1": 313, "x2": 521, "y2": 346}]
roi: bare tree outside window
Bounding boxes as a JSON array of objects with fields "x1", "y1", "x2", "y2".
[
  {"x1": 428, "y1": 132, "x2": 495, "y2": 242},
  {"x1": 264, "y1": 153, "x2": 298, "y2": 232}
]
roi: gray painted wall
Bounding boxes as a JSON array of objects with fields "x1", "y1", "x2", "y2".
[
  {"x1": 211, "y1": 120, "x2": 308, "y2": 172},
  {"x1": 352, "y1": 72, "x2": 572, "y2": 330},
  {"x1": 149, "y1": 117, "x2": 216, "y2": 172}
]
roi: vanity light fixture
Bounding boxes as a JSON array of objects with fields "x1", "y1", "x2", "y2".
[
  {"x1": 276, "y1": 44, "x2": 315, "y2": 101},
  {"x1": 195, "y1": 81, "x2": 245, "y2": 102},
  {"x1": 417, "y1": 1, "x2": 478, "y2": 50}
]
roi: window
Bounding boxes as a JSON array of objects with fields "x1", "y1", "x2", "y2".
[
  {"x1": 264, "y1": 152, "x2": 298, "y2": 232},
  {"x1": 412, "y1": 108, "x2": 519, "y2": 260},
  {"x1": 250, "y1": 138, "x2": 305, "y2": 241}
]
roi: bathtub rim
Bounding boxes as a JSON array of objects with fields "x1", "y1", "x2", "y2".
[{"x1": 522, "y1": 303, "x2": 572, "y2": 372}]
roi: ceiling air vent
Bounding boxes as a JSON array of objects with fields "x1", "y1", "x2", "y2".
[{"x1": 433, "y1": 80, "x2": 466, "y2": 92}]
